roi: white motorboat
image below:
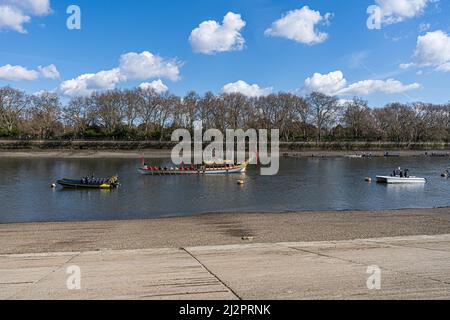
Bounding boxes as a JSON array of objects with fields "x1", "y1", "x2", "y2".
[{"x1": 376, "y1": 176, "x2": 427, "y2": 184}]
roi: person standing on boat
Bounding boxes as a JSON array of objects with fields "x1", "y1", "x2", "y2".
[{"x1": 404, "y1": 169, "x2": 409, "y2": 178}]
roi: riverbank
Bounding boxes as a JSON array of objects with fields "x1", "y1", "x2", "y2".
[
  {"x1": 0, "y1": 150, "x2": 172, "y2": 159},
  {"x1": 2, "y1": 140, "x2": 450, "y2": 155},
  {"x1": 0, "y1": 149, "x2": 449, "y2": 158},
  {"x1": 1, "y1": 208, "x2": 450, "y2": 255}
]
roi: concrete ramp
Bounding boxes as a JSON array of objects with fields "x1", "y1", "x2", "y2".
[{"x1": 1, "y1": 235, "x2": 450, "y2": 300}]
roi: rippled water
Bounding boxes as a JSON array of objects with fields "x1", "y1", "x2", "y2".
[{"x1": 0, "y1": 157, "x2": 449, "y2": 223}]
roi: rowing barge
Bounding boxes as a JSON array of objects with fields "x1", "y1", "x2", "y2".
[
  {"x1": 57, "y1": 176, "x2": 120, "y2": 189},
  {"x1": 138, "y1": 160, "x2": 248, "y2": 175}
]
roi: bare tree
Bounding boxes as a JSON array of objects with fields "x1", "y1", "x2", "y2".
[
  {"x1": 0, "y1": 87, "x2": 29, "y2": 136},
  {"x1": 343, "y1": 98, "x2": 377, "y2": 140},
  {"x1": 136, "y1": 87, "x2": 161, "y2": 138},
  {"x1": 306, "y1": 92, "x2": 340, "y2": 142},
  {"x1": 92, "y1": 90, "x2": 125, "y2": 136},
  {"x1": 122, "y1": 89, "x2": 139, "y2": 130},
  {"x1": 2, "y1": 84, "x2": 450, "y2": 143},
  {"x1": 64, "y1": 96, "x2": 96, "y2": 138},
  {"x1": 29, "y1": 92, "x2": 62, "y2": 139}
]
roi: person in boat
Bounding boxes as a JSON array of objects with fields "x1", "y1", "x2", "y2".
[
  {"x1": 392, "y1": 167, "x2": 403, "y2": 177},
  {"x1": 404, "y1": 169, "x2": 410, "y2": 178}
]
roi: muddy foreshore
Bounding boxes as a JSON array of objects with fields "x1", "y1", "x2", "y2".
[{"x1": 1, "y1": 208, "x2": 449, "y2": 255}]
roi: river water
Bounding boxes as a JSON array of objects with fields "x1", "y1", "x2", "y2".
[{"x1": 0, "y1": 157, "x2": 449, "y2": 223}]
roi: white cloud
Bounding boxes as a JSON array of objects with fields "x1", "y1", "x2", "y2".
[
  {"x1": 58, "y1": 69, "x2": 122, "y2": 97},
  {"x1": 59, "y1": 51, "x2": 181, "y2": 97},
  {"x1": 0, "y1": 5, "x2": 30, "y2": 33},
  {"x1": 119, "y1": 51, "x2": 180, "y2": 81},
  {"x1": 339, "y1": 79, "x2": 421, "y2": 95},
  {"x1": 32, "y1": 90, "x2": 47, "y2": 96},
  {"x1": 0, "y1": 0, "x2": 51, "y2": 33},
  {"x1": 302, "y1": 70, "x2": 420, "y2": 96},
  {"x1": 0, "y1": 63, "x2": 59, "y2": 81},
  {"x1": 303, "y1": 71, "x2": 347, "y2": 96},
  {"x1": 399, "y1": 63, "x2": 414, "y2": 69},
  {"x1": 414, "y1": 30, "x2": 450, "y2": 69},
  {"x1": 139, "y1": 79, "x2": 168, "y2": 94},
  {"x1": 436, "y1": 63, "x2": 450, "y2": 72},
  {"x1": 401, "y1": 30, "x2": 450, "y2": 72},
  {"x1": 0, "y1": 64, "x2": 38, "y2": 81},
  {"x1": 4, "y1": 0, "x2": 51, "y2": 15},
  {"x1": 38, "y1": 64, "x2": 59, "y2": 79},
  {"x1": 265, "y1": 6, "x2": 331, "y2": 45},
  {"x1": 370, "y1": 0, "x2": 435, "y2": 26},
  {"x1": 418, "y1": 22, "x2": 431, "y2": 32},
  {"x1": 189, "y1": 12, "x2": 246, "y2": 54},
  {"x1": 222, "y1": 80, "x2": 272, "y2": 97}
]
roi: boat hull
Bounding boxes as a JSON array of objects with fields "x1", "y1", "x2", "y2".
[
  {"x1": 57, "y1": 179, "x2": 118, "y2": 189},
  {"x1": 376, "y1": 176, "x2": 427, "y2": 184},
  {"x1": 138, "y1": 165, "x2": 247, "y2": 175}
]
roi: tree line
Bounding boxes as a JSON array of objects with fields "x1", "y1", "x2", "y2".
[{"x1": 1, "y1": 85, "x2": 450, "y2": 142}]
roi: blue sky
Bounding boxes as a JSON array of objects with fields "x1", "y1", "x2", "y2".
[{"x1": 0, "y1": 0, "x2": 449, "y2": 107}]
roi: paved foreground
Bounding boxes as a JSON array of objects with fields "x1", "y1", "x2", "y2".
[{"x1": 1, "y1": 234, "x2": 450, "y2": 300}]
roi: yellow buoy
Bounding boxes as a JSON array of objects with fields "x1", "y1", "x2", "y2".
[{"x1": 237, "y1": 180, "x2": 245, "y2": 185}]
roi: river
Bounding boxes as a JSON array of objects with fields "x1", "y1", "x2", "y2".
[{"x1": 1, "y1": 156, "x2": 449, "y2": 223}]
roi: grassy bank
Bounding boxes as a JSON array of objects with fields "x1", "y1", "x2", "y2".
[{"x1": 2, "y1": 140, "x2": 450, "y2": 152}]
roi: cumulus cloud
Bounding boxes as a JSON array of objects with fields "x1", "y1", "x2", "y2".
[
  {"x1": 303, "y1": 71, "x2": 347, "y2": 96},
  {"x1": 400, "y1": 30, "x2": 450, "y2": 72},
  {"x1": 119, "y1": 51, "x2": 180, "y2": 81},
  {"x1": 58, "y1": 69, "x2": 121, "y2": 97},
  {"x1": 0, "y1": 63, "x2": 59, "y2": 81},
  {"x1": 0, "y1": 64, "x2": 38, "y2": 81},
  {"x1": 0, "y1": 5, "x2": 30, "y2": 33},
  {"x1": 189, "y1": 12, "x2": 246, "y2": 54},
  {"x1": 139, "y1": 79, "x2": 168, "y2": 94},
  {"x1": 38, "y1": 64, "x2": 59, "y2": 79},
  {"x1": 302, "y1": 70, "x2": 420, "y2": 96},
  {"x1": 265, "y1": 6, "x2": 331, "y2": 45},
  {"x1": 0, "y1": 0, "x2": 51, "y2": 33},
  {"x1": 59, "y1": 51, "x2": 181, "y2": 97},
  {"x1": 370, "y1": 0, "x2": 435, "y2": 26},
  {"x1": 221, "y1": 80, "x2": 272, "y2": 97},
  {"x1": 414, "y1": 30, "x2": 450, "y2": 69}
]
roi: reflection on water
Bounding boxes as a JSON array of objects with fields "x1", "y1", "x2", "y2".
[
  {"x1": 385, "y1": 184, "x2": 426, "y2": 192},
  {"x1": 0, "y1": 157, "x2": 450, "y2": 223}
]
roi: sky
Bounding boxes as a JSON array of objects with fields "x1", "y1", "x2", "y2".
[{"x1": 0, "y1": 0, "x2": 450, "y2": 107}]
